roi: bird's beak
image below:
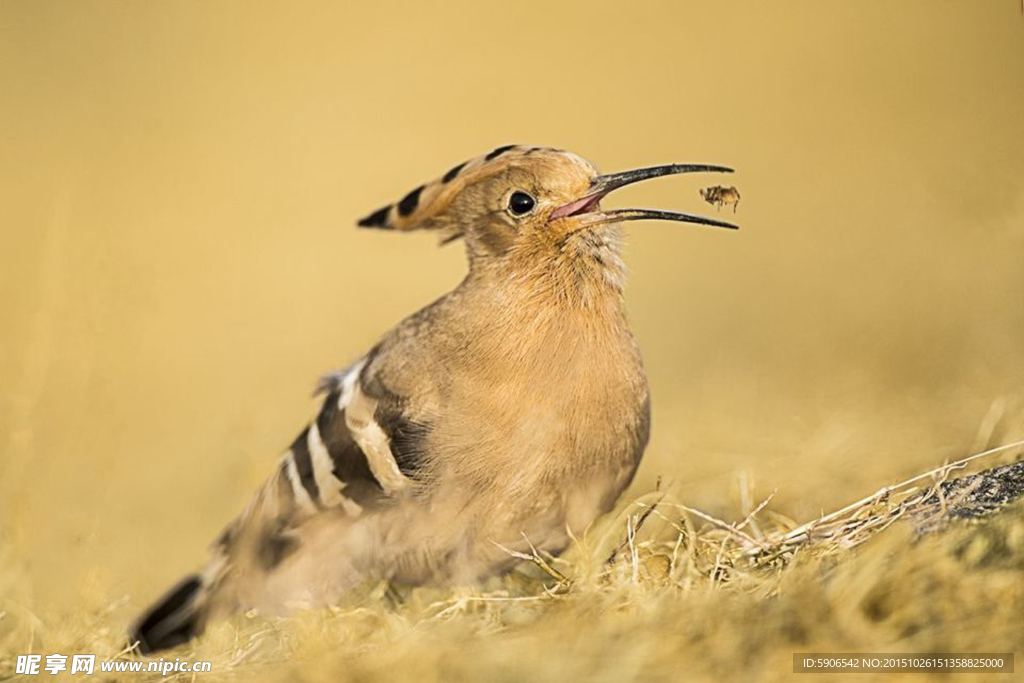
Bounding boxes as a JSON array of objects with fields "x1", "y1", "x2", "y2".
[{"x1": 550, "y1": 163, "x2": 739, "y2": 231}]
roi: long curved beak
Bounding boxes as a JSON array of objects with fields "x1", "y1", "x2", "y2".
[{"x1": 551, "y1": 163, "x2": 739, "y2": 231}]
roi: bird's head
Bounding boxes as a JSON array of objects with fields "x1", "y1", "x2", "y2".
[{"x1": 358, "y1": 145, "x2": 737, "y2": 266}]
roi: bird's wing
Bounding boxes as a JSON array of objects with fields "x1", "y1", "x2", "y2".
[
  {"x1": 214, "y1": 356, "x2": 429, "y2": 571},
  {"x1": 131, "y1": 356, "x2": 435, "y2": 651}
]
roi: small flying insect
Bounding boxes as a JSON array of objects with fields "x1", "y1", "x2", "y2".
[{"x1": 700, "y1": 185, "x2": 741, "y2": 213}]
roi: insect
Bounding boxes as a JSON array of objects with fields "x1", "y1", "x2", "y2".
[{"x1": 700, "y1": 185, "x2": 741, "y2": 213}]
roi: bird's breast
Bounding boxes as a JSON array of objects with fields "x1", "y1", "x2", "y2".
[
  {"x1": 372, "y1": 294, "x2": 651, "y2": 582},
  {"x1": 427, "y1": 318, "x2": 649, "y2": 506}
]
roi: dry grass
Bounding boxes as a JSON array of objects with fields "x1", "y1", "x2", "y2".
[{"x1": 3, "y1": 440, "x2": 1023, "y2": 682}]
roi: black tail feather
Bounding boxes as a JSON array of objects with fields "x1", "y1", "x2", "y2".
[{"x1": 130, "y1": 574, "x2": 206, "y2": 654}]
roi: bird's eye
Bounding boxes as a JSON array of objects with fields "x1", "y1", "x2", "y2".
[{"x1": 507, "y1": 191, "x2": 536, "y2": 216}]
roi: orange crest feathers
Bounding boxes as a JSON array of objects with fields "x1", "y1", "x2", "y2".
[{"x1": 357, "y1": 145, "x2": 551, "y2": 243}]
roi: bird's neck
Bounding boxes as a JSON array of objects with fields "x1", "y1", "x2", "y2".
[
  {"x1": 438, "y1": 230, "x2": 642, "y2": 405},
  {"x1": 466, "y1": 227, "x2": 628, "y2": 316}
]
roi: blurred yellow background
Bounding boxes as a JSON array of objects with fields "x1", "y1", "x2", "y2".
[{"x1": 1, "y1": 1, "x2": 1022, "y2": 618}]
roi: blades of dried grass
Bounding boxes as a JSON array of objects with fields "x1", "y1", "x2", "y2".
[{"x1": 775, "y1": 439, "x2": 1024, "y2": 548}]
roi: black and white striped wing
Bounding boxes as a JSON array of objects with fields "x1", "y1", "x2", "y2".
[
  {"x1": 133, "y1": 357, "x2": 433, "y2": 652},
  {"x1": 217, "y1": 358, "x2": 427, "y2": 570}
]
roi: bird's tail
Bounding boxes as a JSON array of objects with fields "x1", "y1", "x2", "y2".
[
  {"x1": 130, "y1": 362, "x2": 381, "y2": 653},
  {"x1": 129, "y1": 557, "x2": 226, "y2": 654},
  {"x1": 128, "y1": 438, "x2": 319, "y2": 654}
]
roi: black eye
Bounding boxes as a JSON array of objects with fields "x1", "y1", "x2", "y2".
[{"x1": 508, "y1": 191, "x2": 535, "y2": 216}]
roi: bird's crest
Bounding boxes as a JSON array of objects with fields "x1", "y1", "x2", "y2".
[{"x1": 357, "y1": 144, "x2": 559, "y2": 243}]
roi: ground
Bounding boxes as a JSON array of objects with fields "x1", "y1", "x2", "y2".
[{"x1": 3, "y1": 446, "x2": 1022, "y2": 683}]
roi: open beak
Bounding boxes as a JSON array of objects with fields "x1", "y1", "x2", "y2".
[{"x1": 550, "y1": 163, "x2": 738, "y2": 231}]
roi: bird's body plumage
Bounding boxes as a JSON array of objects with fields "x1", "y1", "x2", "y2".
[{"x1": 132, "y1": 146, "x2": 736, "y2": 653}]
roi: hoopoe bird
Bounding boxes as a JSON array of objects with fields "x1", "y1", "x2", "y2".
[{"x1": 131, "y1": 145, "x2": 737, "y2": 653}]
